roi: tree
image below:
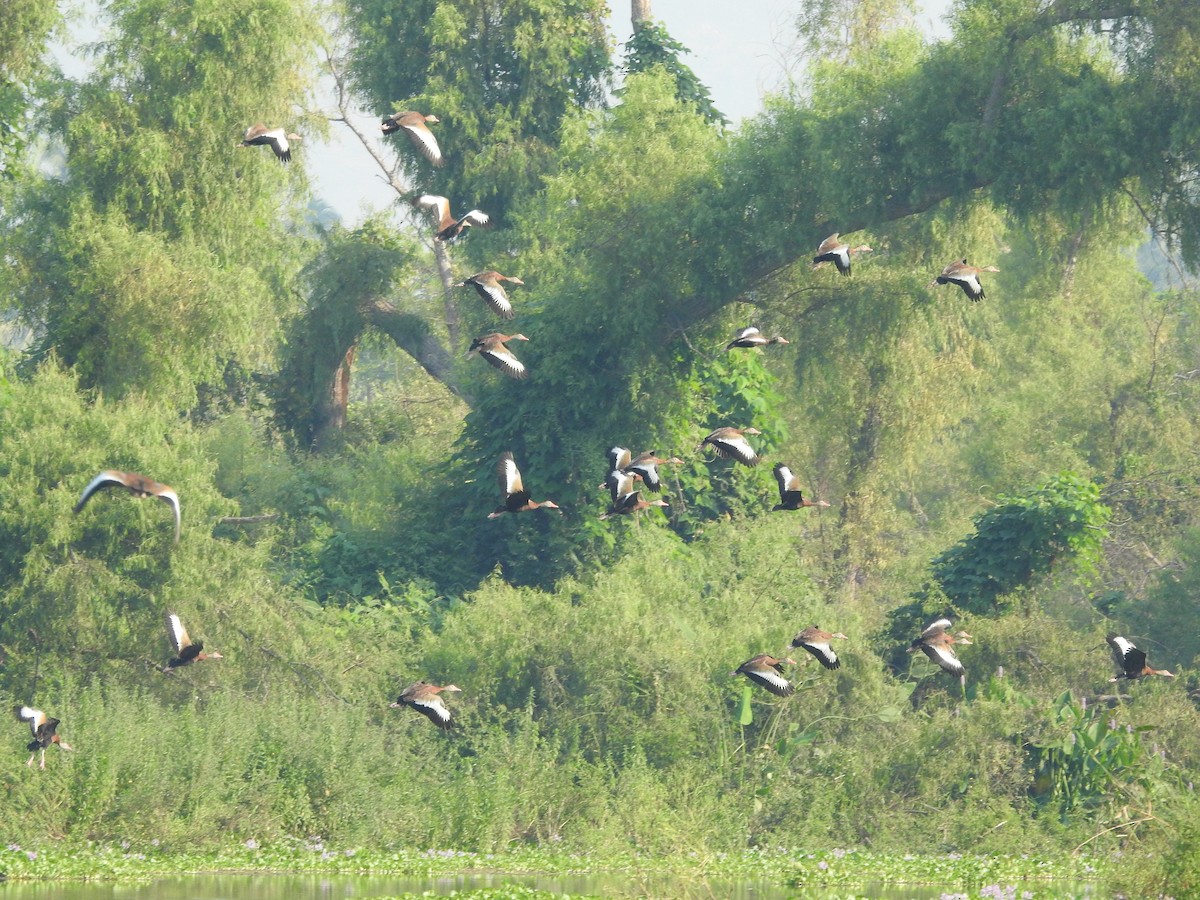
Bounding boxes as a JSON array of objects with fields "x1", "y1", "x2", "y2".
[
  {"x1": 622, "y1": 15, "x2": 727, "y2": 125},
  {"x1": 3, "y1": 0, "x2": 322, "y2": 408}
]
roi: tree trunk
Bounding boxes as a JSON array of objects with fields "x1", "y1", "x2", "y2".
[
  {"x1": 312, "y1": 344, "x2": 356, "y2": 450},
  {"x1": 632, "y1": 0, "x2": 652, "y2": 28},
  {"x1": 434, "y1": 241, "x2": 462, "y2": 351}
]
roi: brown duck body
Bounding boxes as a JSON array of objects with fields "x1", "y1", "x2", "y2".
[
  {"x1": 726, "y1": 326, "x2": 789, "y2": 350},
  {"x1": 390, "y1": 682, "x2": 461, "y2": 729},
  {"x1": 792, "y1": 626, "x2": 847, "y2": 670},
  {"x1": 624, "y1": 452, "x2": 682, "y2": 492},
  {"x1": 772, "y1": 464, "x2": 831, "y2": 511},
  {"x1": 907, "y1": 618, "x2": 972, "y2": 678},
  {"x1": 812, "y1": 233, "x2": 872, "y2": 276},
  {"x1": 468, "y1": 332, "x2": 529, "y2": 379},
  {"x1": 698, "y1": 427, "x2": 762, "y2": 467},
  {"x1": 1107, "y1": 634, "x2": 1174, "y2": 681},
  {"x1": 458, "y1": 271, "x2": 524, "y2": 320},
  {"x1": 932, "y1": 258, "x2": 999, "y2": 301},
  {"x1": 162, "y1": 612, "x2": 223, "y2": 672},
  {"x1": 381, "y1": 111, "x2": 443, "y2": 166},
  {"x1": 240, "y1": 123, "x2": 300, "y2": 162},
  {"x1": 600, "y1": 489, "x2": 669, "y2": 520},
  {"x1": 14, "y1": 706, "x2": 73, "y2": 768},
  {"x1": 489, "y1": 451, "x2": 559, "y2": 517},
  {"x1": 412, "y1": 194, "x2": 490, "y2": 242},
  {"x1": 733, "y1": 654, "x2": 796, "y2": 696}
]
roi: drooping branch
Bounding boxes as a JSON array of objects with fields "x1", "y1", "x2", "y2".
[{"x1": 368, "y1": 299, "x2": 470, "y2": 403}]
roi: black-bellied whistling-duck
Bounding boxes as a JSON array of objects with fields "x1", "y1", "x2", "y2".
[
  {"x1": 625, "y1": 452, "x2": 683, "y2": 492},
  {"x1": 607, "y1": 446, "x2": 633, "y2": 473},
  {"x1": 792, "y1": 626, "x2": 847, "y2": 670},
  {"x1": 772, "y1": 464, "x2": 831, "y2": 512},
  {"x1": 162, "y1": 612, "x2": 223, "y2": 672},
  {"x1": 699, "y1": 427, "x2": 762, "y2": 467},
  {"x1": 931, "y1": 258, "x2": 999, "y2": 301},
  {"x1": 14, "y1": 706, "x2": 72, "y2": 769},
  {"x1": 488, "y1": 452, "x2": 560, "y2": 518},
  {"x1": 75, "y1": 470, "x2": 181, "y2": 543},
  {"x1": 468, "y1": 332, "x2": 529, "y2": 380},
  {"x1": 239, "y1": 123, "x2": 300, "y2": 162},
  {"x1": 908, "y1": 618, "x2": 972, "y2": 681},
  {"x1": 390, "y1": 682, "x2": 461, "y2": 729},
  {"x1": 456, "y1": 271, "x2": 524, "y2": 320},
  {"x1": 600, "y1": 489, "x2": 669, "y2": 520},
  {"x1": 812, "y1": 233, "x2": 872, "y2": 276},
  {"x1": 598, "y1": 447, "x2": 642, "y2": 498},
  {"x1": 726, "y1": 326, "x2": 790, "y2": 350},
  {"x1": 602, "y1": 468, "x2": 641, "y2": 506},
  {"x1": 1107, "y1": 634, "x2": 1175, "y2": 681},
  {"x1": 733, "y1": 654, "x2": 796, "y2": 697},
  {"x1": 411, "y1": 194, "x2": 491, "y2": 242},
  {"x1": 381, "y1": 111, "x2": 443, "y2": 166}
]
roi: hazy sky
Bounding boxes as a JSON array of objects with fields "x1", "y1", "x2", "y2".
[{"x1": 310, "y1": 1, "x2": 955, "y2": 224}]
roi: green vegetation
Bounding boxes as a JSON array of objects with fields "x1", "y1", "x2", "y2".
[
  {"x1": 0, "y1": 842, "x2": 1103, "y2": 892},
  {"x1": 3, "y1": 0, "x2": 1200, "y2": 897}
]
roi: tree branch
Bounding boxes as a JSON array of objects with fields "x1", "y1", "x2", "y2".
[{"x1": 368, "y1": 299, "x2": 471, "y2": 403}]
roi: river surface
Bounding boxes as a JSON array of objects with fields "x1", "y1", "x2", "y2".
[{"x1": 0, "y1": 872, "x2": 1100, "y2": 898}]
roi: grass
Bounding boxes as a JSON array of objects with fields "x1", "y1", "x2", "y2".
[{"x1": 0, "y1": 842, "x2": 1107, "y2": 891}]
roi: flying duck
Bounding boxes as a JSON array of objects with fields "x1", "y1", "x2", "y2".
[
  {"x1": 488, "y1": 452, "x2": 560, "y2": 518},
  {"x1": 74, "y1": 470, "x2": 181, "y2": 543},
  {"x1": 907, "y1": 618, "x2": 972, "y2": 681},
  {"x1": 812, "y1": 233, "x2": 872, "y2": 276},
  {"x1": 772, "y1": 464, "x2": 831, "y2": 511},
  {"x1": 380, "y1": 111, "x2": 444, "y2": 166},
  {"x1": 733, "y1": 654, "x2": 796, "y2": 697},
  {"x1": 791, "y1": 626, "x2": 847, "y2": 670},
  {"x1": 456, "y1": 271, "x2": 524, "y2": 320},
  {"x1": 625, "y1": 452, "x2": 683, "y2": 492},
  {"x1": 411, "y1": 194, "x2": 490, "y2": 242},
  {"x1": 1107, "y1": 634, "x2": 1175, "y2": 681},
  {"x1": 390, "y1": 682, "x2": 461, "y2": 729},
  {"x1": 931, "y1": 258, "x2": 999, "y2": 301},
  {"x1": 239, "y1": 123, "x2": 301, "y2": 162},
  {"x1": 726, "y1": 326, "x2": 789, "y2": 350},
  {"x1": 600, "y1": 489, "x2": 669, "y2": 520},
  {"x1": 468, "y1": 332, "x2": 529, "y2": 379},
  {"x1": 14, "y1": 706, "x2": 73, "y2": 769},
  {"x1": 698, "y1": 427, "x2": 762, "y2": 467},
  {"x1": 162, "y1": 612, "x2": 223, "y2": 672}
]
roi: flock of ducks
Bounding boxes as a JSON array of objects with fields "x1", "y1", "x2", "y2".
[{"x1": 9, "y1": 115, "x2": 1153, "y2": 761}]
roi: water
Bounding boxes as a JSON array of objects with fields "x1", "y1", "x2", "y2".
[{"x1": 0, "y1": 873, "x2": 1098, "y2": 898}]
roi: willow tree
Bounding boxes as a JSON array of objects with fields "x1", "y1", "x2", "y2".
[{"x1": 3, "y1": 0, "x2": 321, "y2": 408}]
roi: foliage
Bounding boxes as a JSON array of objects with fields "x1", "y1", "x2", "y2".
[
  {"x1": 622, "y1": 21, "x2": 726, "y2": 125},
  {"x1": 0, "y1": 0, "x2": 58, "y2": 181},
  {"x1": 932, "y1": 473, "x2": 1111, "y2": 614},
  {"x1": 1026, "y1": 691, "x2": 1163, "y2": 818}
]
